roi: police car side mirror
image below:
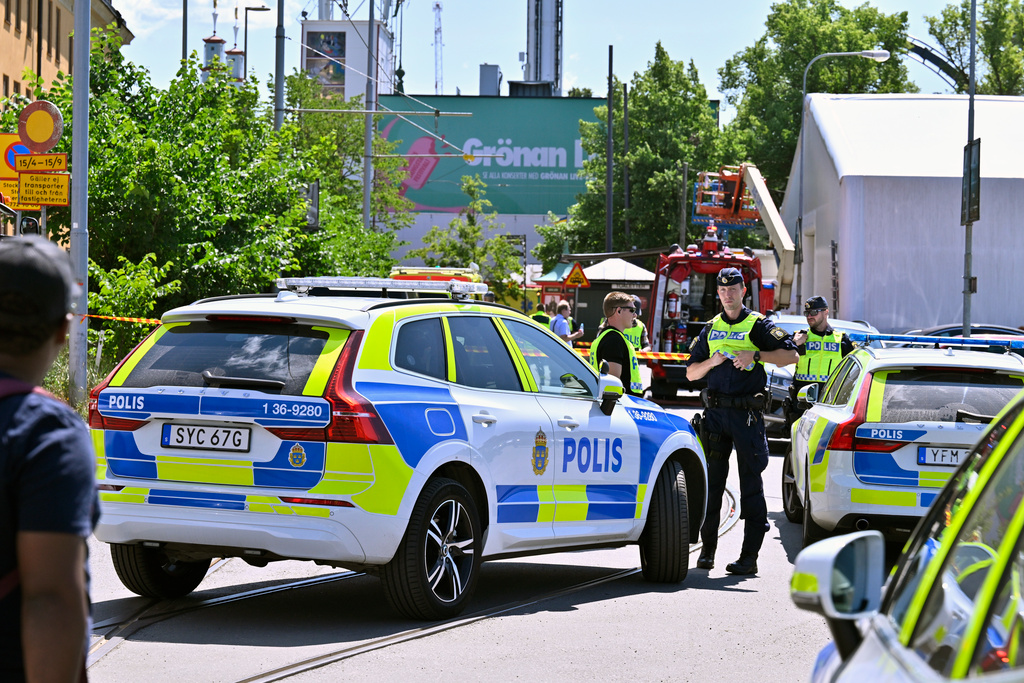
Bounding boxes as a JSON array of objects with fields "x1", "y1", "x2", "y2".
[
  {"x1": 797, "y1": 383, "x2": 818, "y2": 408},
  {"x1": 597, "y1": 375, "x2": 624, "y2": 416},
  {"x1": 790, "y1": 530, "x2": 885, "y2": 660}
]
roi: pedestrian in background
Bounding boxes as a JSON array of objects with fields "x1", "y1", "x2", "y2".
[
  {"x1": 0, "y1": 236, "x2": 98, "y2": 682},
  {"x1": 551, "y1": 300, "x2": 584, "y2": 343},
  {"x1": 686, "y1": 267, "x2": 797, "y2": 575}
]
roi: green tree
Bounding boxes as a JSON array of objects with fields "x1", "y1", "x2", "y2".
[
  {"x1": 926, "y1": 0, "x2": 1024, "y2": 94},
  {"x1": 407, "y1": 175, "x2": 521, "y2": 298},
  {"x1": 567, "y1": 86, "x2": 594, "y2": 98},
  {"x1": 719, "y1": 0, "x2": 916, "y2": 201},
  {"x1": 570, "y1": 42, "x2": 723, "y2": 255}
]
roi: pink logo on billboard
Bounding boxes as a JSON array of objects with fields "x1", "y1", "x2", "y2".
[{"x1": 381, "y1": 118, "x2": 463, "y2": 212}]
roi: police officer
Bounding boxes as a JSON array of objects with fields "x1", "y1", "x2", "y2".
[
  {"x1": 787, "y1": 296, "x2": 854, "y2": 424},
  {"x1": 686, "y1": 267, "x2": 798, "y2": 575},
  {"x1": 531, "y1": 301, "x2": 552, "y2": 327},
  {"x1": 621, "y1": 296, "x2": 651, "y2": 352},
  {"x1": 590, "y1": 291, "x2": 643, "y2": 396}
]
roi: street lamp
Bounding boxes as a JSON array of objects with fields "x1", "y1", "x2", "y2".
[
  {"x1": 796, "y1": 49, "x2": 889, "y2": 305},
  {"x1": 243, "y1": 4, "x2": 271, "y2": 78}
]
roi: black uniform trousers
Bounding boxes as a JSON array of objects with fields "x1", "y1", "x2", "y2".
[{"x1": 699, "y1": 405, "x2": 770, "y2": 558}]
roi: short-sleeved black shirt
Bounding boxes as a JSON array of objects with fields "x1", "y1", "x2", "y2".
[
  {"x1": 593, "y1": 327, "x2": 638, "y2": 395},
  {"x1": 688, "y1": 308, "x2": 797, "y2": 397},
  {"x1": 0, "y1": 374, "x2": 98, "y2": 678}
]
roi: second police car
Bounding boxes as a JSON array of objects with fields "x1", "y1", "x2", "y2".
[{"x1": 88, "y1": 277, "x2": 708, "y2": 619}]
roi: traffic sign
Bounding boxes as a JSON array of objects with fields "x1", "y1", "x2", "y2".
[
  {"x1": 15, "y1": 153, "x2": 66, "y2": 172},
  {"x1": 563, "y1": 262, "x2": 590, "y2": 288},
  {"x1": 18, "y1": 101, "x2": 63, "y2": 153},
  {"x1": 0, "y1": 134, "x2": 31, "y2": 180},
  {"x1": 0, "y1": 178, "x2": 41, "y2": 211},
  {"x1": 18, "y1": 172, "x2": 70, "y2": 206}
]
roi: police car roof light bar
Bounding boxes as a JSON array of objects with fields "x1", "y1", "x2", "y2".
[
  {"x1": 276, "y1": 277, "x2": 490, "y2": 300},
  {"x1": 848, "y1": 332, "x2": 1024, "y2": 350}
]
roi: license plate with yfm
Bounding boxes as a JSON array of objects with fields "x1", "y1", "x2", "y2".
[{"x1": 918, "y1": 446, "x2": 962, "y2": 467}]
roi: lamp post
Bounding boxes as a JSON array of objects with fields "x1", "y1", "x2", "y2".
[
  {"x1": 797, "y1": 49, "x2": 889, "y2": 305},
  {"x1": 243, "y1": 4, "x2": 271, "y2": 78}
]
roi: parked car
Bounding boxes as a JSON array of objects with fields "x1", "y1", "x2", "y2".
[
  {"x1": 783, "y1": 344, "x2": 1024, "y2": 546},
  {"x1": 89, "y1": 277, "x2": 707, "y2": 620},
  {"x1": 762, "y1": 314, "x2": 881, "y2": 438},
  {"x1": 790, "y1": 386, "x2": 1024, "y2": 681}
]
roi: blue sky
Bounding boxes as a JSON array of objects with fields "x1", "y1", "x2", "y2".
[{"x1": 120, "y1": 0, "x2": 954, "y2": 118}]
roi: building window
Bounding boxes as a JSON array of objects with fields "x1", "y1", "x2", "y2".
[
  {"x1": 55, "y1": 9, "x2": 60, "y2": 67},
  {"x1": 5, "y1": 0, "x2": 11, "y2": 27},
  {"x1": 25, "y1": 0, "x2": 30, "y2": 42},
  {"x1": 68, "y1": 34, "x2": 72, "y2": 75},
  {"x1": 3, "y1": 75, "x2": 9, "y2": 98},
  {"x1": 13, "y1": 81, "x2": 20, "y2": 95},
  {"x1": 14, "y1": 0, "x2": 21, "y2": 34},
  {"x1": 47, "y1": 1, "x2": 52, "y2": 59}
]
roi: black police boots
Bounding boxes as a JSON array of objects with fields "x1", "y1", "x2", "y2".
[
  {"x1": 725, "y1": 554, "x2": 758, "y2": 575},
  {"x1": 696, "y1": 548, "x2": 715, "y2": 570}
]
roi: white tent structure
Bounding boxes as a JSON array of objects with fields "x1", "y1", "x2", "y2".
[
  {"x1": 582, "y1": 257, "x2": 655, "y2": 283},
  {"x1": 778, "y1": 94, "x2": 1024, "y2": 333}
]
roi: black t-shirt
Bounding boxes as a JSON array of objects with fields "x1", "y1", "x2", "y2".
[
  {"x1": 0, "y1": 374, "x2": 98, "y2": 678},
  {"x1": 594, "y1": 327, "x2": 638, "y2": 395},
  {"x1": 688, "y1": 308, "x2": 797, "y2": 397}
]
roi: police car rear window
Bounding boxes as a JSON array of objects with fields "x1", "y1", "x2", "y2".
[
  {"x1": 118, "y1": 321, "x2": 330, "y2": 395},
  {"x1": 873, "y1": 369, "x2": 1024, "y2": 423}
]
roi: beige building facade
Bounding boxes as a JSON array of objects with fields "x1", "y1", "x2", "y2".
[{"x1": 1, "y1": 0, "x2": 132, "y2": 99}]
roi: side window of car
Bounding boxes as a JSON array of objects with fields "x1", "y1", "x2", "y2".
[
  {"x1": 447, "y1": 316, "x2": 523, "y2": 392},
  {"x1": 503, "y1": 319, "x2": 597, "y2": 398},
  {"x1": 820, "y1": 357, "x2": 853, "y2": 404},
  {"x1": 394, "y1": 317, "x2": 446, "y2": 381},
  {"x1": 831, "y1": 360, "x2": 862, "y2": 405}
]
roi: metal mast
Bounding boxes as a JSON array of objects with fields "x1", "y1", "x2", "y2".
[{"x1": 433, "y1": 1, "x2": 443, "y2": 94}]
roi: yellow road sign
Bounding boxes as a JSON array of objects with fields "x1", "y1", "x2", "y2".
[
  {"x1": 18, "y1": 100, "x2": 64, "y2": 153},
  {"x1": 563, "y1": 261, "x2": 590, "y2": 288},
  {"x1": 15, "y1": 153, "x2": 67, "y2": 172},
  {"x1": 18, "y1": 172, "x2": 70, "y2": 206},
  {"x1": 0, "y1": 178, "x2": 41, "y2": 211},
  {"x1": 0, "y1": 133, "x2": 31, "y2": 180}
]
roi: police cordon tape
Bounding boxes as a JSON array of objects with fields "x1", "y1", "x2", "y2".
[
  {"x1": 574, "y1": 348, "x2": 690, "y2": 362},
  {"x1": 82, "y1": 314, "x2": 161, "y2": 325}
]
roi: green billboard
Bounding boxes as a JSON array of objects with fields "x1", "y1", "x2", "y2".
[{"x1": 378, "y1": 95, "x2": 600, "y2": 215}]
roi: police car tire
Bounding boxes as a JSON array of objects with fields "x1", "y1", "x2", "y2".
[
  {"x1": 109, "y1": 543, "x2": 211, "y2": 599},
  {"x1": 381, "y1": 477, "x2": 482, "y2": 620},
  {"x1": 639, "y1": 460, "x2": 689, "y2": 583},
  {"x1": 781, "y1": 449, "x2": 803, "y2": 523},
  {"x1": 801, "y1": 476, "x2": 829, "y2": 548}
]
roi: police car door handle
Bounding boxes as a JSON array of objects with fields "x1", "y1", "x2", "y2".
[
  {"x1": 472, "y1": 413, "x2": 497, "y2": 426},
  {"x1": 557, "y1": 417, "x2": 580, "y2": 430}
]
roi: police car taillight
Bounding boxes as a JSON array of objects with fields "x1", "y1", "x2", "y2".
[
  {"x1": 267, "y1": 330, "x2": 392, "y2": 445},
  {"x1": 827, "y1": 379, "x2": 901, "y2": 453},
  {"x1": 88, "y1": 360, "x2": 147, "y2": 432}
]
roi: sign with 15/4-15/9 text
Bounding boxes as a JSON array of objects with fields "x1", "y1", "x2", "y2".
[{"x1": 18, "y1": 172, "x2": 70, "y2": 206}]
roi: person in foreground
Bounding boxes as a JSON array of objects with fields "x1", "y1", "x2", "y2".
[
  {"x1": 685, "y1": 268, "x2": 797, "y2": 575},
  {"x1": 0, "y1": 236, "x2": 98, "y2": 682}
]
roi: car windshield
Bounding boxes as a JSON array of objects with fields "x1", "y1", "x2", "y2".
[
  {"x1": 869, "y1": 368, "x2": 1024, "y2": 423},
  {"x1": 119, "y1": 321, "x2": 332, "y2": 395}
]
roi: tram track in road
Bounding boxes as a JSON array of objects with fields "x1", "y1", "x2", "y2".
[{"x1": 87, "y1": 488, "x2": 739, "y2": 679}]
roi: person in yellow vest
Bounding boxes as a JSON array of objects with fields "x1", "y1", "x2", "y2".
[
  {"x1": 786, "y1": 295, "x2": 854, "y2": 424},
  {"x1": 590, "y1": 291, "x2": 643, "y2": 396},
  {"x1": 686, "y1": 267, "x2": 797, "y2": 575},
  {"x1": 621, "y1": 295, "x2": 651, "y2": 352},
  {"x1": 530, "y1": 301, "x2": 552, "y2": 328}
]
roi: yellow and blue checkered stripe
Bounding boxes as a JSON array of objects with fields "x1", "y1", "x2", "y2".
[{"x1": 496, "y1": 484, "x2": 646, "y2": 522}]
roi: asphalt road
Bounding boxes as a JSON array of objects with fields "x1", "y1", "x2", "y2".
[{"x1": 85, "y1": 393, "x2": 834, "y2": 683}]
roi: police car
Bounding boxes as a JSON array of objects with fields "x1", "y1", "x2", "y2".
[
  {"x1": 783, "y1": 337, "x2": 1024, "y2": 547},
  {"x1": 790, "y1": 386, "x2": 1024, "y2": 681},
  {"x1": 89, "y1": 277, "x2": 707, "y2": 619}
]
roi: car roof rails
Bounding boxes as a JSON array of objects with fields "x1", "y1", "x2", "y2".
[
  {"x1": 848, "y1": 332, "x2": 1024, "y2": 352},
  {"x1": 276, "y1": 277, "x2": 490, "y2": 301}
]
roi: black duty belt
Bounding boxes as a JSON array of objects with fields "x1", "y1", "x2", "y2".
[{"x1": 702, "y1": 390, "x2": 768, "y2": 411}]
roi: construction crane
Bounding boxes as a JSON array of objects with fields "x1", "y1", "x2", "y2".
[{"x1": 433, "y1": 1, "x2": 443, "y2": 95}]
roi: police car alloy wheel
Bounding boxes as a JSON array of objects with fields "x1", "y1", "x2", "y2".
[
  {"x1": 781, "y1": 448, "x2": 802, "y2": 524},
  {"x1": 110, "y1": 543, "x2": 211, "y2": 599},
  {"x1": 381, "y1": 477, "x2": 482, "y2": 620},
  {"x1": 639, "y1": 460, "x2": 689, "y2": 583}
]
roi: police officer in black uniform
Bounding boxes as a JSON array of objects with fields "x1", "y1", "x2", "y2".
[{"x1": 686, "y1": 267, "x2": 798, "y2": 575}]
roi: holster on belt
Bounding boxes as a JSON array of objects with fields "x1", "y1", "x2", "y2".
[{"x1": 703, "y1": 390, "x2": 769, "y2": 411}]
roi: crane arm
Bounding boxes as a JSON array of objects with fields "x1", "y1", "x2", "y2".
[{"x1": 742, "y1": 164, "x2": 794, "y2": 309}]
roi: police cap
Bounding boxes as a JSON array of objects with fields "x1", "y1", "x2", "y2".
[
  {"x1": 716, "y1": 267, "x2": 743, "y2": 287},
  {"x1": 804, "y1": 295, "x2": 829, "y2": 314}
]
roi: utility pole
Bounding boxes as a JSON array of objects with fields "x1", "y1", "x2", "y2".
[
  {"x1": 433, "y1": 2, "x2": 443, "y2": 95},
  {"x1": 363, "y1": 0, "x2": 377, "y2": 228},
  {"x1": 623, "y1": 83, "x2": 630, "y2": 239},
  {"x1": 273, "y1": 0, "x2": 285, "y2": 130},
  {"x1": 69, "y1": 0, "x2": 90, "y2": 404},
  {"x1": 961, "y1": 0, "x2": 979, "y2": 337},
  {"x1": 605, "y1": 45, "x2": 613, "y2": 252}
]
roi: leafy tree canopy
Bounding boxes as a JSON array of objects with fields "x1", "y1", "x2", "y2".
[
  {"x1": 719, "y1": 0, "x2": 916, "y2": 200},
  {"x1": 927, "y1": 0, "x2": 1024, "y2": 95}
]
